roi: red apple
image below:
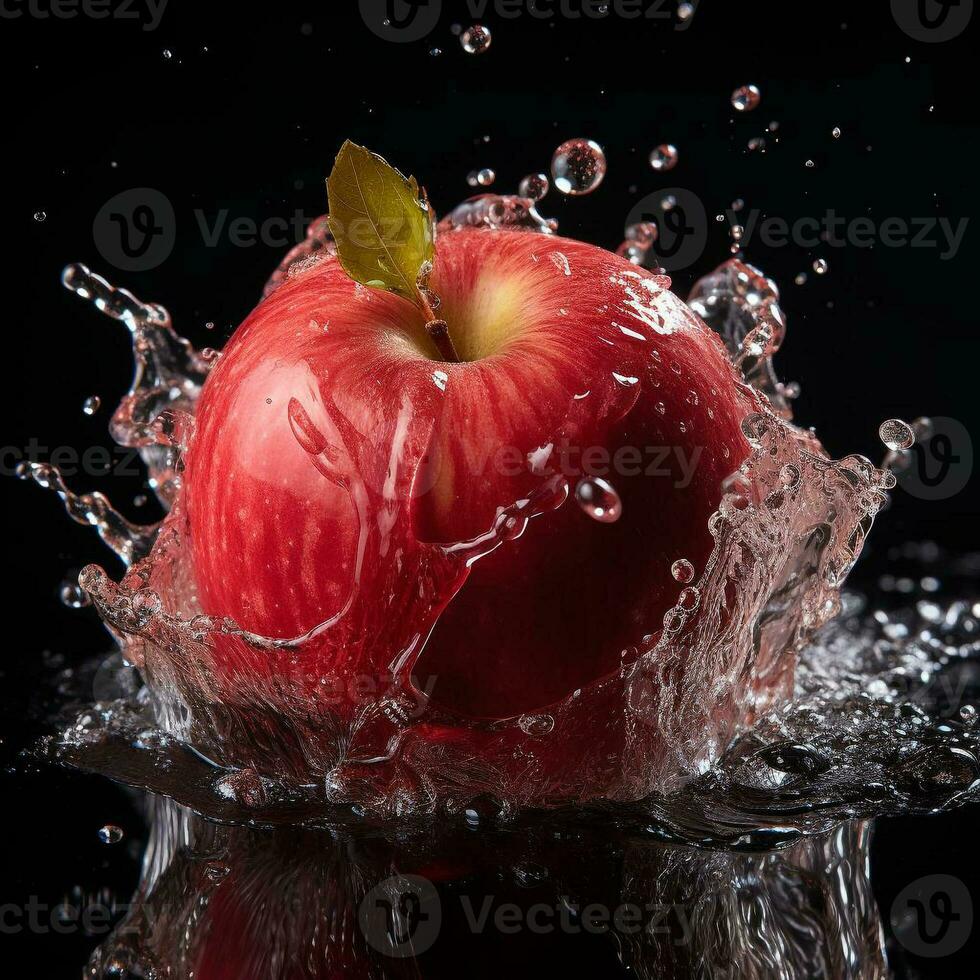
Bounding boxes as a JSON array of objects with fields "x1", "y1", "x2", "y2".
[{"x1": 182, "y1": 227, "x2": 759, "y2": 793}]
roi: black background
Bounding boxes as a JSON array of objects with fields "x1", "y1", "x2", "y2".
[{"x1": 1, "y1": 1, "x2": 978, "y2": 976}]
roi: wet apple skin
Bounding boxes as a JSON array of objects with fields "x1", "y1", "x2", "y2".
[{"x1": 184, "y1": 230, "x2": 755, "y2": 719}]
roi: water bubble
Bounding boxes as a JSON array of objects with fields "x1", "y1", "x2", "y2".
[
  {"x1": 747, "y1": 137, "x2": 766, "y2": 153},
  {"x1": 82, "y1": 395, "x2": 101, "y2": 416},
  {"x1": 731, "y1": 84, "x2": 761, "y2": 112},
  {"x1": 162, "y1": 48, "x2": 173, "y2": 60},
  {"x1": 551, "y1": 138, "x2": 607, "y2": 196},
  {"x1": 779, "y1": 463, "x2": 802, "y2": 489},
  {"x1": 960, "y1": 705, "x2": 978, "y2": 727},
  {"x1": 805, "y1": 159, "x2": 816, "y2": 169},
  {"x1": 677, "y1": 2, "x2": 695, "y2": 20},
  {"x1": 671, "y1": 559, "x2": 695, "y2": 583},
  {"x1": 34, "y1": 210, "x2": 47, "y2": 222},
  {"x1": 98, "y1": 824, "x2": 124, "y2": 844},
  {"x1": 475, "y1": 167, "x2": 495, "y2": 187},
  {"x1": 460, "y1": 24, "x2": 491, "y2": 54},
  {"x1": 832, "y1": 126, "x2": 842, "y2": 139},
  {"x1": 879, "y1": 419, "x2": 915, "y2": 452},
  {"x1": 575, "y1": 477, "x2": 622, "y2": 523},
  {"x1": 60, "y1": 579, "x2": 91, "y2": 609},
  {"x1": 813, "y1": 258, "x2": 829, "y2": 275},
  {"x1": 740, "y1": 412, "x2": 769, "y2": 445},
  {"x1": 677, "y1": 587, "x2": 701, "y2": 611},
  {"x1": 518, "y1": 713, "x2": 555, "y2": 736},
  {"x1": 215, "y1": 768, "x2": 268, "y2": 808},
  {"x1": 518, "y1": 172, "x2": 549, "y2": 201},
  {"x1": 203, "y1": 860, "x2": 231, "y2": 883},
  {"x1": 428, "y1": 47, "x2": 443, "y2": 57},
  {"x1": 648, "y1": 143, "x2": 679, "y2": 172}
]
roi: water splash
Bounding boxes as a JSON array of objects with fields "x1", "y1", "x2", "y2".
[{"x1": 26, "y1": 209, "x2": 952, "y2": 831}]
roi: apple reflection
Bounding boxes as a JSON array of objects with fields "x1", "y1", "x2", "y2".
[{"x1": 86, "y1": 799, "x2": 888, "y2": 979}]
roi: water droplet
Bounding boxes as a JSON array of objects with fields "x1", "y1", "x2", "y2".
[
  {"x1": 82, "y1": 395, "x2": 101, "y2": 416},
  {"x1": 648, "y1": 143, "x2": 678, "y2": 172},
  {"x1": 813, "y1": 258, "x2": 829, "y2": 275},
  {"x1": 832, "y1": 126, "x2": 842, "y2": 139},
  {"x1": 98, "y1": 824, "x2": 124, "y2": 844},
  {"x1": 551, "y1": 138, "x2": 607, "y2": 196},
  {"x1": 677, "y1": 2, "x2": 695, "y2": 21},
  {"x1": 747, "y1": 136, "x2": 766, "y2": 153},
  {"x1": 959, "y1": 705, "x2": 977, "y2": 726},
  {"x1": 428, "y1": 46, "x2": 443, "y2": 57},
  {"x1": 34, "y1": 210, "x2": 47, "y2": 222},
  {"x1": 805, "y1": 159, "x2": 816, "y2": 169},
  {"x1": 879, "y1": 419, "x2": 915, "y2": 452},
  {"x1": 162, "y1": 48, "x2": 173, "y2": 60},
  {"x1": 460, "y1": 24, "x2": 491, "y2": 54},
  {"x1": 474, "y1": 167, "x2": 495, "y2": 187},
  {"x1": 518, "y1": 713, "x2": 555, "y2": 736},
  {"x1": 575, "y1": 477, "x2": 622, "y2": 523},
  {"x1": 625, "y1": 221, "x2": 657, "y2": 248},
  {"x1": 60, "y1": 579, "x2": 91, "y2": 609},
  {"x1": 671, "y1": 559, "x2": 695, "y2": 583},
  {"x1": 518, "y1": 172, "x2": 549, "y2": 201},
  {"x1": 731, "y1": 84, "x2": 761, "y2": 112}
]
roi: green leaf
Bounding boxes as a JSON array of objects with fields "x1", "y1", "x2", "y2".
[{"x1": 326, "y1": 141, "x2": 434, "y2": 307}]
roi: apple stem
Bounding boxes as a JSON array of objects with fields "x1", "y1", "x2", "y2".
[
  {"x1": 418, "y1": 287, "x2": 460, "y2": 362},
  {"x1": 424, "y1": 318, "x2": 460, "y2": 363}
]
